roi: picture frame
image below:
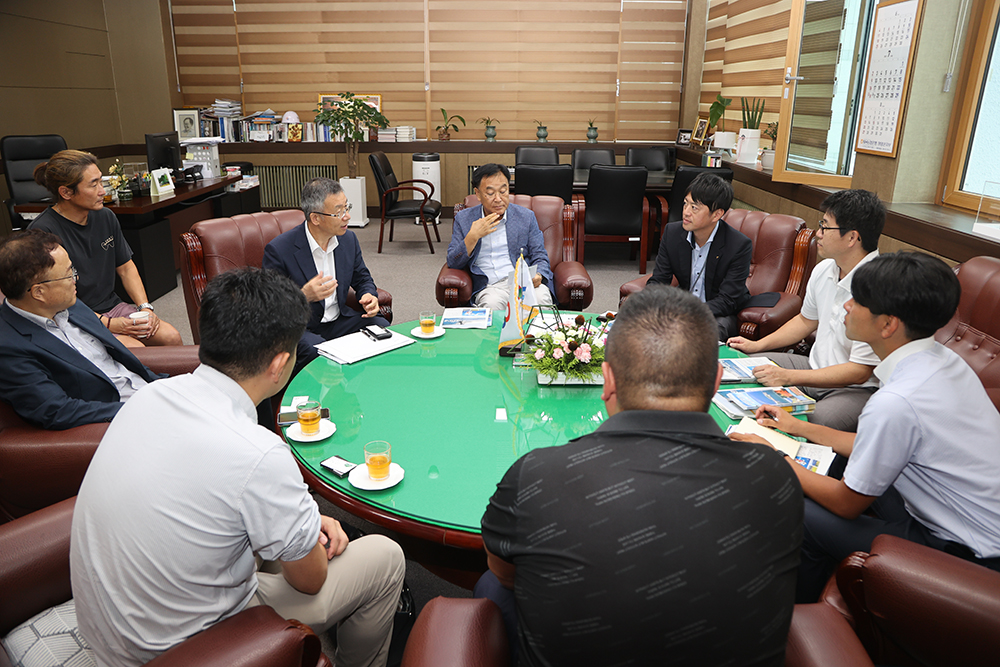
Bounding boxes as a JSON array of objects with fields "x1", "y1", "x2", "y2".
[
  {"x1": 318, "y1": 93, "x2": 382, "y2": 112},
  {"x1": 676, "y1": 128, "x2": 693, "y2": 146},
  {"x1": 173, "y1": 109, "x2": 200, "y2": 140},
  {"x1": 692, "y1": 117, "x2": 710, "y2": 146},
  {"x1": 149, "y1": 167, "x2": 175, "y2": 197}
]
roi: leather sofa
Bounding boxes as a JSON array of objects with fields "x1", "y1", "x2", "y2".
[
  {"x1": 619, "y1": 209, "x2": 817, "y2": 340},
  {"x1": 401, "y1": 597, "x2": 509, "y2": 667},
  {"x1": 0, "y1": 498, "x2": 332, "y2": 667},
  {"x1": 179, "y1": 210, "x2": 393, "y2": 344},
  {"x1": 0, "y1": 345, "x2": 200, "y2": 523},
  {"x1": 934, "y1": 255, "x2": 1000, "y2": 411},
  {"x1": 437, "y1": 194, "x2": 594, "y2": 311}
]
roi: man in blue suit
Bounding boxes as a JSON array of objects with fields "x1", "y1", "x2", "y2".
[
  {"x1": 263, "y1": 178, "x2": 388, "y2": 370},
  {"x1": 448, "y1": 164, "x2": 554, "y2": 309},
  {"x1": 0, "y1": 229, "x2": 161, "y2": 430}
]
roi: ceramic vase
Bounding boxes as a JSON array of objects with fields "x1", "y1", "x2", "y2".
[
  {"x1": 736, "y1": 128, "x2": 761, "y2": 165},
  {"x1": 484, "y1": 125, "x2": 497, "y2": 142},
  {"x1": 536, "y1": 126, "x2": 548, "y2": 142},
  {"x1": 586, "y1": 127, "x2": 598, "y2": 143}
]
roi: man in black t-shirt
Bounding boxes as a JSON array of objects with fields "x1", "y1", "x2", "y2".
[{"x1": 478, "y1": 286, "x2": 803, "y2": 667}]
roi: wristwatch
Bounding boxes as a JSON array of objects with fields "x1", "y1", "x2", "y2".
[{"x1": 137, "y1": 302, "x2": 155, "y2": 312}]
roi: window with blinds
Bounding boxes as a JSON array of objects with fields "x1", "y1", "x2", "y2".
[{"x1": 170, "y1": 0, "x2": 684, "y2": 142}]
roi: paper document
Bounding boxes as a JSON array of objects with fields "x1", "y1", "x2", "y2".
[
  {"x1": 726, "y1": 418, "x2": 836, "y2": 475},
  {"x1": 441, "y1": 308, "x2": 492, "y2": 329},
  {"x1": 720, "y1": 357, "x2": 776, "y2": 383},
  {"x1": 314, "y1": 330, "x2": 414, "y2": 364}
]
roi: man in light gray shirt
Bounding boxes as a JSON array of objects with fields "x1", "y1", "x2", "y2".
[{"x1": 71, "y1": 268, "x2": 405, "y2": 667}]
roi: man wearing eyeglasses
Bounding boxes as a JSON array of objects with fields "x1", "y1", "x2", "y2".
[
  {"x1": 727, "y1": 189, "x2": 884, "y2": 432},
  {"x1": 264, "y1": 178, "x2": 388, "y2": 371},
  {"x1": 0, "y1": 229, "x2": 161, "y2": 429}
]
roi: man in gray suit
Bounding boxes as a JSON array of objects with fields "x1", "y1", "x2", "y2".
[{"x1": 447, "y1": 163, "x2": 554, "y2": 309}]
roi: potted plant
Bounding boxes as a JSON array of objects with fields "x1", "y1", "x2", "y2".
[
  {"x1": 435, "y1": 108, "x2": 465, "y2": 140},
  {"x1": 736, "y1": 97, "x2": 765, "y2": 165},
  {"x1": 760, "y1": 121, "x2": 778, "y2": 170},
  {"x1": 708, "y1": 94, "x2": 736, "y2": 152},
  {"x1": 478, "y1": 116, "x2": 499, "y2": 142},
  {"x1": 533, "y1": 119, "x2": 548, "y2": 143},
  {"x1": 314, "y1": 92, "x2": 390, "y2": 227},
  {"x1": 586, "y1": 118, "x2": 598, "y2": 143},
  {"x1": 525, "y1": 314, "x2": 610, "y2": 385}
]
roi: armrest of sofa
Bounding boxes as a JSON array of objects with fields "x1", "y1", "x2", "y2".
[
  {"x1": 784, "y1": 602, "x2": 874, "y2": 667},
  {"x1": 738, "y1": 292, "x2": 803, "y2": 341},
  {"x1": 145, "y1": 606, "x2": 326, "y2": 667},
  {"x1": 401, "y1": 597, "x2": 509, "y2": 667},
  {"x1": 552, "y1": 261, "x2": 593, "y2": 311},
  {"x1": 133, "y1": 345, "x2": 201, "y2": 376},
  {"x1": 436, "y1": 264, "x2": 473, "y2": 308},
  {"x1": 0, "y1": 498, "x2": 75, "y2": 636},
  {"x1": 345, "y1": 288, "x2": 394, "y2": 324},
  {"x1": 618, "y1": 274, "x2": 652, "y2": 307}
]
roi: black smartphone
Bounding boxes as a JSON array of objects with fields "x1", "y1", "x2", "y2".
[
  {"x1": 364, "y1": 324, "x2": 392, "y2": 340},
  {"x1": 277, "y1": 408, "x2": 330, "y2": 426},
  {"x1": 321, "y1": 455, "x2": 357, "y2": 477}
]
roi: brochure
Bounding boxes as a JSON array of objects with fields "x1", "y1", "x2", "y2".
[
  {"x1": 441, "y1": 308, "x2": 492, "y2": 329},
  {"x1": 726, "y1": 417, "x2": 836, "y2": 475},
  {"x1": 720, "y1": 357, "x2": 777, "y2": 383}
]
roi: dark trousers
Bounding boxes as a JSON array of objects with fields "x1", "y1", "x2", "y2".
[
  {"x1": 293, "y1": 310, "x2": 390, "y2": 376},
  {"x1": 473, "y1": 571, "x2": 518, "y2": 665},
  {"x1": 716, "y1": 314, "x2": 739, "y2": 341}
]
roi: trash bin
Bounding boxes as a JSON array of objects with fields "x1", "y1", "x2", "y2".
[{"x1": 411, "y1": 152, "x2": 441, "y2": 210}]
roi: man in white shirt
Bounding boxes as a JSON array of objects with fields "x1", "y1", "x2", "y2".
[
  {"x1": 733, "y1": 252, "x2": 1000, "y2": 602},
  {"x1": 728, "y1": 189, "x2": 885, "y2": 431},
  {"x1": 71, "y1": 267, "x2": 405, "y2": 667}
]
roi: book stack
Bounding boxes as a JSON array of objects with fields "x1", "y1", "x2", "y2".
[
  {"x1": 396, "y1": 126, "x2": 416, "y2": 142},
  {"x1": 713, "y1": 386, "x2": 816, "y2": 420},
  {"x1": 377, "y1": 128, "x2": 397, "y2": 142}
]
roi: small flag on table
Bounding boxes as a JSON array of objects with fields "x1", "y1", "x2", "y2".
[{"x1": 498, "y1": 253, "x2": 538, "y2": 352}]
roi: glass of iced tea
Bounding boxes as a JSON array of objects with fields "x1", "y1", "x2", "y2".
[
  {"x1": 364, "y1": 440, "x2": 392, "y2": 481},
  {"x1": 419, "y1": 310, "x2": 436, "y2": 335},
  {"x1": 296, "y1": 400, "x2": 322, "y2": 436}
]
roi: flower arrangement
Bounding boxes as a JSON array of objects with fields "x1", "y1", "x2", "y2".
[
  {"x1": 525, "y1": 313, "x2": 613, "y2": 382},
  {"x1": 107, "y1": 160, "x2": 126, "y2": 190}
]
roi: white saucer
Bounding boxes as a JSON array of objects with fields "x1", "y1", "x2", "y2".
[
  {"x1": 348, "y1": 462, "x2": 405, "y2": 491},
  {"x1": 285, "y1": 419, "x2": 336, "y2": 442},
  {"x1": 410, "y1": 326, "x2": 445, "y2": 340}
]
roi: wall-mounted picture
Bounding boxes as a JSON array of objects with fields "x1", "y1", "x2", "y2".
[
  {"x1": 173, "y1": 109, "x2": 200, "y2": 140},
  {"x1": 692, "y1": 117, "x2": 710, "y2": 145},
  {"x1": 318, "y1": 93, "x2": 382, "y2": 112},
  {"x1": 676, "y1": 128, "x2": 693, "y2": 146}
]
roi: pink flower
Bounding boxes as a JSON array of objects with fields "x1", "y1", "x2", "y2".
[
  {"x1": 580, "y1": 343, "x2": 591, "y2": 354},
  {"x1": 574, "y1": 347, "x2": 591, "y2": 363},
  {"x1": 560, "y1": 341, "x2": 571, "y2": 352},
  {"x1": 534, "y1": 349, "x2": 545, "y2": 360},
  {"x1": 552, "y1": 348, "x2": 564, "y2": 360}
]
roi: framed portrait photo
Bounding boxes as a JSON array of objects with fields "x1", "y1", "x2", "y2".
[
  {"x1": 318, "y1": 93, "x2": 382, "y2": 112},
  {"x1": 676, "y1": 129, "x2": 693, "y2": 146},
  {"x1": 173, "y1": 109, "x2": 200, "y2": 140},
  {"x1": 692, "y1": 117, "x2": 710, "y2": 146}
]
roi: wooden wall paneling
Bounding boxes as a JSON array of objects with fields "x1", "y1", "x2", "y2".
[{"x1": 171, "y1": 0, "x2": 243, "y2": 107}]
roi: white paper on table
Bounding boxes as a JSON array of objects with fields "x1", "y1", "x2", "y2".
[{"x1": 314, "y1": 330, "x2": 414, "y2": 364}]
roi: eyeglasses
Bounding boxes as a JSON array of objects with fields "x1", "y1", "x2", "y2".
[
  {"x1": 35, "y1": 267, "x2": 78, "y2": 286},
  {"x1": 315, "y1": 203, "x2": 353, "y2": 219},
  {"x1": 817, "y1": 223, "x2": 841, "y2": 234}
]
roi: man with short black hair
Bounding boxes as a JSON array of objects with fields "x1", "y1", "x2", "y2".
[
  {"x1": 0, "y1": 229, "x2": 160, "y2": 429},
  {"x1": 648, "y1": 172, "x2": 751, "y2": 339},
  {"x1": 733, "y1": 252, "x2": 1000, "y2": 602},
  {"x1": 728, "y1": 188, "x2": 885, "y2": 431},
  {"x1": 477, "y1": 285, "x2": 802, "y2": 667},
  {"x1": 71, "y1": 267, "x2": 406, "y2": 667},
  {"x1": 447, "y1": 163, "x2": 554, "y2": 310}
]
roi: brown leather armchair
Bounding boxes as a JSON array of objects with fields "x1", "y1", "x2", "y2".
[
  {"x1": 0, "y1": 345, "x2": 200, "y2": 523},
  {"x1": 401, "y1": 597, "x2": 509, "y2": 667},
  {"x1": 619, "y1": 209, "x2": 817, "y2": 340},
  {"x1": 179, "y1": 210, "x2": 392, "y2": 344},
  {"x1": 0, "y1": 498, "x2": 331, "y2": 667},
  {"x1": 437, "y1": 195, "x2": 594, "y2": 311},
  {"x1": 935, "y1": 255, "x2": 1000, "y2": 411}
]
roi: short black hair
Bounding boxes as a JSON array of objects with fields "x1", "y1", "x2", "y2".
[
  {"x1": 851, "y1": 252, "x2": 960, "y2": 340},
  {"x1": 0, "y1": 229, "x2": 63, "y2": 299},
  {"x1": 471, "y1": 163, "x2": 511, "y2": 189},
  {"x1": 198, "y1": 268, "x2": 310, "y2": 381},
  {"x1": 606, "y1": 285, "x2": 719, "y2": 411},
  {"x1": 820, "y1": 189, "x2": 885, "y2": 252},
  {"x1": 686, "y1": 172, "x2": 733, "y2": 213}
]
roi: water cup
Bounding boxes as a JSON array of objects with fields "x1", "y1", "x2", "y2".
[
  {"x1": 419, "y1": 310, "x2": 436, "y2": 335},
  {"x1": 364, "y1": 440, "x2": 391, "y2": 481},
  {"x1": 129, "y1": 311, "x2": 150, "y2": 338},
  {"x1": 297, "y1": 400, "x2": 322, "y2": 436}
]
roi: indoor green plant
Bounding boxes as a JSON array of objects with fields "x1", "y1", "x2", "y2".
[
  {"x1": 478, "y1": 116, "x2": 499, "y2": 142},
  {"x1": 533, "y1": 119, "x2": 548, "y2": 143},
  {"x1": 709, "y1": 94, "x2": 732, "y2": 132},
  {"x1": 435, "y1": 108, "x2": 466, "y2": 140},
  {"x1": 760, "y1": 121, "x2": 778, "y2": 169},
  {"x1": 586, "y1": 118, "x2": 598, "y2": 143},
  {"x1": 736, "y1": 97, "x2": 765, "y2": 165},
  {"x1": 525, "y1": 314, "x2": 610, "y2": 384},
  {"x1": 741, "y1": 97, "x2": 765, "y2": 130},
  {"x1": 313, "y1": 91, "x2": 390, "y2": 178}
]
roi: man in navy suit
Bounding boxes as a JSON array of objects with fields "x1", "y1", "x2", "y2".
[
  {"x1": 448, "y1": 163, "x2": 554, "y2": 309},
  {"x1": 263, "y1": 178, "x2": 388, "y2": 370},
  {"x1": 647, "y1": 172, "x2": 751, "y2": 340},
  {"x1": 0, "y1": 229, "x2": 161, "y2": 430}
]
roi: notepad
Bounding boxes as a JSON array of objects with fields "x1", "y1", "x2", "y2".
[{"x1": 314, "y1": 330, "x2": 414, "y2": 364}]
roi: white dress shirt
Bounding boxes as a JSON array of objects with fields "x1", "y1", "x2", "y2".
[
  {"x1": 306, "y1": 229, "x2": 340, "y2": 322},
  {"x1": 687, "y1": 222, "x2": 721, "y2": 303},
  {"x1": 474, "y1": 212, "x2": 515, "y2": 286}
]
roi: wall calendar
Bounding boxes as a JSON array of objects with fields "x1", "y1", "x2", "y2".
[{"x1": 855, "y1": 0, "x2": 924, "y2": 158}]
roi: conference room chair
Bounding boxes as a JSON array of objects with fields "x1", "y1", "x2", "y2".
[
  {"x1": 513, "y1": 145, "x2": 558, "y2": 165},
  {"x1": 179, "y1": 210, "x2": 392, "y2": 344},
  {"x1": 0, "y1": 341, "x2": 200, "y2": 524},
  {"x1": 368, "y1": 151, "x2": 443, "y2": 254},
  {"x1": 1, "y1": 134, "x2": 67, "y2": 231},
  {"x1": 785, "y1": 534, "x2": 1000, "y2": 667},
  {"x1": 618, "y1": 209, "x2": 818, "y2": 340},
  {"x1": 625, "y1": 146, "x2": 676, "y2": 172},
  {"x1": 400, "y1": 597, "x2": 509, "y2": 667},
  {"x1": 570, "y1": 148, "x2": 616, "y2": 171},
  {"x1": 437, "y1": 194, "x2": 594, "y2": 311},
  {"x1": 0, "y1": 498, "x2": 333, "y2": 667},
  {"x1": 573, "y1": 165, "x2": 651, "y2": 273},
  {"x1": 934, "y1": 254, "x2": 1000, "y2": 411},
  {"x1": 512, "y1": 164, "x2": 573, "y2": 205}
]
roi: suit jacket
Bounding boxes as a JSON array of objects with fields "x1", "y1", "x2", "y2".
[
  {"x1": 0, "y1": 300, "x2": 162, "y2": 430},
  {"x1": 648, "y1": 220, "x2": 752, "y2": 317},
  {"x1": 447, "y1": 203, "x2": 555, "y2": 300},
  {"x1": 262, "y1": 223, "x2": 378, "y2": 332}
]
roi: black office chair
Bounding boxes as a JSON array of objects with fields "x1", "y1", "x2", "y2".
[
  {"x1": 1, "y1": 134, "x2": 67, "y2": 231},
  {"x1": 512, "y1": 164, "x2": 573, "y2": 205},
  {"x1": 571, "y1": 148, "x2": 616, "y2": 171},
  {"x1": 625, "y1": 146, "x2": 676, "y2": 172},
  {"x1": 666, "y1": 165, "x2": 734, "y2": 223},
  {"x1": 574, "y1": 165, "x2": 650, "y2": 272},
  {"x1": 514, "y1": 145, "x2": 559, "y2": 165},
  {"x1": 369, "y1": 151, "x2": 442, "y2": 254}
]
